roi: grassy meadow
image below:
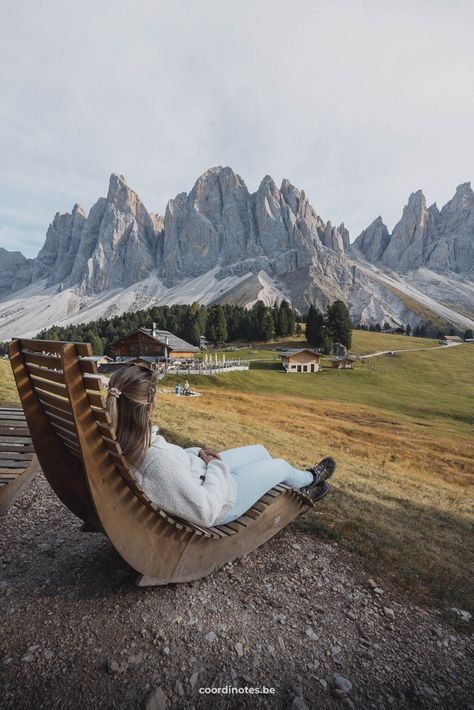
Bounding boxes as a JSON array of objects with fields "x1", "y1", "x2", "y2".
[
  {"x1": 0, "y1": 331, "x2": 472, "y2": 614},
  {"x1": 160, "y1": 333, "x2": 474, "y2": 613}
]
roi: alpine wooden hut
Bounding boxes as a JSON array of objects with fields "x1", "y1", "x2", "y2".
[
  {"x1": 279, "y1": 349, "x2": 321, "y2": 373},
  {"x1": 112, "y1": 325, "x2": 199, "y2": 363},
  {"x1": 331, "y1": 355, "x2": 356, "y2": 369}
]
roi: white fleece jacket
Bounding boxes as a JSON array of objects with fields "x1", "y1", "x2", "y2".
[{"x1": 132, "y1": 426, "x2": 237, "y2": 528}]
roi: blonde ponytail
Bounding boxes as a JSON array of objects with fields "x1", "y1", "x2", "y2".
[{"x1": 105, "y1": 363, "x2": 158, "y2": 469}]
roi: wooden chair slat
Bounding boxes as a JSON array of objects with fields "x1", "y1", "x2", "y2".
[
  {"x1": 91, "y1": 408, "x2": 110, "y2": 424},
  {"x1": 18, "y1": 338, "x2": 90, "y2": 356},
  {"x1": 0, "y1": 461, "x2": 33, "y2": 469},
  {"x1": 0, "y1": 443, "x2": 35, "y2": 453},
  {"x1": 30, "y1": 375, "x2": 68, "y2": 398},
  {"x1": 97, "y1": 421, "x2": 115, "y2": 437},
  {"x1": 26, "y1": 362, "x2": 66, "y2": 385},
  {"x1": 261, "y1": 493, "x2": 277, "y2": 505},
  {"x1": 23, "y1": 350, "x2": 63, "y2": 371},
  {"x1": 37, "y1": 392, "x2": 72, "y2": 414},
  {"x1": 40, "y1": 400, "x2": 75, "y2": 424},
  {"x1": 45, "y1": 411, "x2": 76, "y2": 434},
  {"x1": 208, "y1": 526, "x2": 231, "y2": 537},
  {"x1": 215, "y1": 524, "x2": 239, "y2": 536},
  {"x1": 221, "y1": 521, "x2": 243, "y2": 533},
  {"x1": 0, "y1": 426, "x2": 30, "y2": 437},
  {"x1": 100, "y1": 435, "x2": 124, "y2": 456},
  {"x1": 242, "y1": 508, "x2": 260, "y2": 520},
  {"x1": 105, "y1": 449, "x2": 130, "y2": 474},
  {"x1": 82, "y1": 374, "x2": 103, "y2": 391},
  {"x1": 50, "y1": 421, "x2": 80, "y2": 446},
  {"x1": 0, "y1": 436, "x2": 33, "y2": 445},
  {"x1": 0, "y1": 451, "x2": 34, "y2": 461},
  {"x1": 87, "y1": 391, "x2": 106, "y2": 408},
  {"x1": 78, "y1": 359, "x2": 98, "y2": 375},
  {"x1": 62, "y1": 442, "x2": 82, "y2": 458},
  {"x1": 0, "y1": 418, "x2": 29, "y2": 427},
  {"x1": 229, "y1": 517, "x2": 248, "y2": 528}
]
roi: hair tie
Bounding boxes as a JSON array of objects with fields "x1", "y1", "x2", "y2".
[{"x1": 109, "y1": 387, "x2": 122, "y2": 399}]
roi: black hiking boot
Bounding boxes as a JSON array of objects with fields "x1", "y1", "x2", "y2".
[{"x1": 301, "y1": 456, "x2": 336, "y2": 493}]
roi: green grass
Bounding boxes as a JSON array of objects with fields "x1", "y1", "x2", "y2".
[
  {"x1": 349, "y1": 330, "x2": 439, "y2": 355},
  {"x1": 169, "y1": 344, "x2": 474, "y2": 439}
]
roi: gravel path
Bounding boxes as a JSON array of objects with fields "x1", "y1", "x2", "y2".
[
  {"x1": 358, "y1": 342, "x2": 462, "y2": 359},
  {"x1": 1, "y1": 474, "x2": 473, "y2": 710}
]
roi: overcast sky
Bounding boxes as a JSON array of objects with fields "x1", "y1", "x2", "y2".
[{"x1": 1, "y1": 0, "x2": 473, "y2": 257}]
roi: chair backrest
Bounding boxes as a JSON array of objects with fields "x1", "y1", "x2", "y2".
[
  {"x1": 9, "y1": 339, "x2": 138, "y2": 523},
  {"x1": 8, "y1": 338, "x2": 222, "y2": 537}
]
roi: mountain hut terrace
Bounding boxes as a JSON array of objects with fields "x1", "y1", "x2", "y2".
[{"x1": 109, "y1": 326, "x2": 250, "y2": 375}]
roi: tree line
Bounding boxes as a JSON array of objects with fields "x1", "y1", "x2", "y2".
[
  {"x1": 32, "y1": 300, "x2": 299, "y2": 355},
  {"x1": 354, "y1": 322, "x2": 471, "y2": 339},
  {"x1": 0, "y1": 299, "x2": 469, "y2": 358}
]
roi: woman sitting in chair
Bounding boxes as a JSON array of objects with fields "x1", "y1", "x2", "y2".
[{"x1": 106, "y1": 362, "x2": 335, "y2": 528}]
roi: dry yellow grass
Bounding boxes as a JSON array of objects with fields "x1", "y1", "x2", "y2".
[{"x1": 154, "y1": 387, "x2": 473, "y2": 612}]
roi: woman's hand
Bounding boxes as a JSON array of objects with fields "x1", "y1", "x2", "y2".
[{"x1": 199, "y1": 449, "x2": 222, "y2": 464}]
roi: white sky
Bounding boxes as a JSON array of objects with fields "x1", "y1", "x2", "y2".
[{"x1": 1, "y1": 0, "x2": 473, "y2": 257}]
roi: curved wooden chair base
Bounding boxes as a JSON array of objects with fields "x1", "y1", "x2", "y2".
[
  {"x1": 0, "y1": 407, "x2": 41, "y2": 516},
  {"x1": 135, "y1": 486, "x2": 310, "y2": 586}
]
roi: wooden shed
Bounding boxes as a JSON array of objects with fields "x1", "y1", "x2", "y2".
[
  {"x1": 331, "y1": 356, "x2": 356, "y2": 369},
  {"x1": 439, "y1": 335, "x2": 463, "y2": 344},
  {"x1": 280, "y1": 349, "x2": 321, "y2": 373}
]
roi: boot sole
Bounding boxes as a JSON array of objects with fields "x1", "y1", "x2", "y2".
[{"x1": 308, "y1": 481, "x2": 331, "y2": 503}]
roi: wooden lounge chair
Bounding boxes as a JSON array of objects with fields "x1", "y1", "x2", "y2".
[
  {"x1": 0, "y1": 406, "x2": 40, "y2": 515},
  {"x1": 9, "y1": 338, "x2": 323, "y2": 586}
]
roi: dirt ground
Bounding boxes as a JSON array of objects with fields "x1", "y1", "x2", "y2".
[{"x1": 1, "y1": 473, "x2": 473, "y2": 710}]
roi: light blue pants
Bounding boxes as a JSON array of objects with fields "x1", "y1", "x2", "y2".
[{"x1": 217, "y1": 444, "x2": 313, "y2": 524}]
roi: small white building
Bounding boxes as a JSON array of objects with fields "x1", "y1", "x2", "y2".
[{"x1": 279, "y1": 348, "x2": 321, "y2": 373}]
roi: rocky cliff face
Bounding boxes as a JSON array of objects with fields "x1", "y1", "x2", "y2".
[
  {"x1": 353, "y1": 183, "x2": 474, "y2": 274},
  {"x1": 160, "y1": 167, "x2": 351, "y2": 289},
  {"x1": 0, "y1": 248, "x2": 31, "y2": 296},
  {"x1": 0, "y1": 168, "x2": 472, "y2": 336}
]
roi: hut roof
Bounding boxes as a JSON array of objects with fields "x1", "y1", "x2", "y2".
[
  {"x1": 135, "y1": 328, "x2": 199, "y2": 352},
  {"x1": 279, "y1": 348, "x2": 321, "y2": 358}
]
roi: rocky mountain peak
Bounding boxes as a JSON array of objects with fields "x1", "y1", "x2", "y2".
[
  {"x1": 448, "y1": 181, "x2": 474, "y2": 210},
  {"x1": 455, "y1": 181, "x2": 473, "y2": 195},
  {"x1": 107, "y1": 173, "x2": 127, "y2": 197},
  {"x1": 71, "y1": 203, "x2": 85, "y2": 217},
  {"x1": 351, "y1": 216, "x2": 390, "y2": 263},
  {"x1": 405, "y1": 189, "x2": 427, "y2": 216}
]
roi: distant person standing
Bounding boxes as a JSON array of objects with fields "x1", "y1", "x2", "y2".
[
  {"x1": 184, "y1": 380, "x2": 190, "y2": 396},
  {"x1": 175, "y1": 383, "x2": 181, "y2": 397}
]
